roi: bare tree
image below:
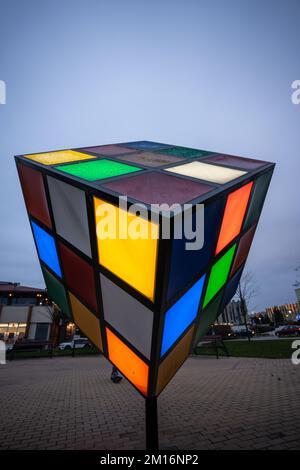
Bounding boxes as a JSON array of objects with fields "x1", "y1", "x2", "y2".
[
  {"x1": 33, "y1": 303, "x2": 62, "y2": 348},
  {"x1": 292, "y1": 265, "x2": 300, "y2": 288},
  {"x1": 234, "y1": 270, "x2": 259, "y2": 342}
]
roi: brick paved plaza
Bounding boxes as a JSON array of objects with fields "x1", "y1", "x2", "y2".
[{"x1": 0, "y1": 355, "x2": 299, "y2": 450}]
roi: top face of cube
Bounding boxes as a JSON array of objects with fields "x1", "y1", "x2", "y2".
[
  {"x1": 15, "y1": 141, "x2": 275, "y2": 398},
  {"x1": 16, "y1": 141, "x2": 272, "y2": 210}
]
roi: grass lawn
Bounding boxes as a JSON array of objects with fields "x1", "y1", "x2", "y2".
[{"x1": 195, "y1": 339, "x2": 297, "y2": 359}]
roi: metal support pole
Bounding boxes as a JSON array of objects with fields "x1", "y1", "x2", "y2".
[{"x1": 145, "y1": 396, "x2": 159, "y2": 450}]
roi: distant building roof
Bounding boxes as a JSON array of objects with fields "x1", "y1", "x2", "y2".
[{"x1": 0, "y1": 282, "x2": 45, "y2": 294}]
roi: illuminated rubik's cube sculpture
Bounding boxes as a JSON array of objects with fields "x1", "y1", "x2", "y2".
[{"x1": 16, "y1": 141, "x2": 274, "y2": 398}]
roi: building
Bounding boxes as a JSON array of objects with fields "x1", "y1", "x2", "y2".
[
  {"x1": 0, "y1": 281, "x2": 48, "y2": 306},
  {"x1": 265, "y1": 302, "x2": 300, "y2": 323},
  {"x1": 0, "y1": 282, "x2": 75, "y2": 345},
  {"x1": 217, "y1": 300, "x2": 244, "y2": 325}
]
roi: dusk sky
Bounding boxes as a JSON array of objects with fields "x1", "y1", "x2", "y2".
[{"x1": 0, "y1": 0, "x2": 299, "y2": 311}]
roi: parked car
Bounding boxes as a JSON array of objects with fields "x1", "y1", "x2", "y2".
[
  {"x1": 275, "y1": 325, "x2": 300, "y2": 337},
  {"x1": 272, "y1": 325, "x2": 286, "y2": 336},
  {"x1": 232, "y1": 325, "x2": 255, "y2": 338},
  {"x1": 58, "y1": 338, "x2": 92, "y2": 350},
  {"x1": 212, "y1": 324, "x2": 235, "y2": 339}
]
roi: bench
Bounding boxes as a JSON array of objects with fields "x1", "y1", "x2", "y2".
[
  {"x1": 195, "y1": 335, "x2": 230, "y2": 359},
  {"x1": 7, "y1": 341, "x2": 53, "y2": 360}
]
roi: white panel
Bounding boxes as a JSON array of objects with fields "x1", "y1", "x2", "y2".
[
  {"x1": 100, "y1": 274, "x2": 153, "y2": 359},
  {"x1": 47, "y1": 176, "x2": 91, "y2": 257},
  {"x1": 31, "y1": 306, "x2": 53, "y2": 323},
  {"x1": 166, "y1": 161, "x2": 247, "y2": 184},
  {"x1": 0, "y1": 306, "x2": 29, "y2": 323}
]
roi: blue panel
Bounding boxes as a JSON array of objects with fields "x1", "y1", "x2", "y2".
[
  {"x1": 220, "y1": 265, "x2": 244, "y2": 311},
  {"x1": 31, "y1": 221, "x2": 62, "y2": 277},
  {"x1": 121, "y1": 141, "x2": 172, "y2": 150},
  {"x1": 161, "y1": 274, "x2": 206, "y2": 357},
  {"x1": 167, "y1": 197, "x2": 223, "y2": 301}
]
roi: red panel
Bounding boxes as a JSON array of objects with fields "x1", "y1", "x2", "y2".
[
  {"x1": 80, "y1": 145, "x2": 139, "y2": 157},
  {"x1": 102, "y1": 171, "x2": 215, "y2": 205},
  {"x1": 230, "y1": 224, "x2": 257, "y2": 275},
  {"x1": 17, "y1": 163, "x2": 52, "y2": 228},
  {"x1": 58, "y1": 241, "x2": 97, "y2": 312},
  {"x1": 203, "y1": 154, "x2": 268, "y2": 170},
  {"x1": 215, "y1": 181, "x2": 253, "y2": 254}
]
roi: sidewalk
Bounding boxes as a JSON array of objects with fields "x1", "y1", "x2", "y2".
[{"x1": 0, "y1": 355, "x2": 299, "y2": 450}]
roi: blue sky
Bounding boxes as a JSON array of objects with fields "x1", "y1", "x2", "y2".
[{"x1": 0, "y1": 0, "x2": 299, "y2": 311}]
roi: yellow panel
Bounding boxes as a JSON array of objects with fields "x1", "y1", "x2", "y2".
[
  {"x1": 156, "y1": 325, "x2": 194, "y2": 396},
  {"x1": 106, "y1": 327, "x2": 149, "y2": 396},
  {"x1": 94, "y1": 197, "x2": 158, "y2": 301},
  {"x1": 24, "y1": 150, "x2": 96, "y2": 165},
  {"x1": 69, "y1": 292, "x2": 103, "y2": 351}
]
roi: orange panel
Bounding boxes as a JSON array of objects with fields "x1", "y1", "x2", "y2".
[
  {"x1": 215, "y1": 181, "x2": 253, "y2": 254},
  {"x1": 156, "y1": 325, "x2": 194, "y2": 396},
  {"x1": 106, "y1": 328, "x2": 149, "y2": 396}
]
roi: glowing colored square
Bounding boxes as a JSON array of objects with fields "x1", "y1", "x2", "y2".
[
  {"x1": 69, "y1": 293, "x2": 102, "y2": 351},
  {"x1": 106, "y1": 327, "x2": 149, "y2": 395},
  {"x1": 94, "y1": 198, "x2": 158, "y2": 301},
  {"x1": 167, "y1": 198, "x2": 223, "y2": 301},
  {"x1": 156, "y1": 325, "x2": 195, "y2": 396},
  {"x1": 220, "y1": 265, "x2": 244, "y2": 311},
  {"x1": 194, "y1": 292, "x2": 223, "y2": 346},
  {"x1": 42, "y1": 267, "x2": 71, "y2": 318},
  {"x1": 243, "y1": 171, "x2": 273, "y2": 231},
  {"x1": 166, "y1": 161, "x2": 247, "y2": 184},
  {"x1": 161, "y1": 275, "x2": 205, "y2": 357},
  {"x1": 102, "y1": 171, "x2": 214, "y2": 205},
  {"x1": 101, "y1": 274, "x2": 153, "y2": 359},
  {"x1": 121, "y1": 141, "x2": 172, "y2": 150},
  {"x1": 59, "y1": 242, "x2": 97, "y2": 312},
  {"x1": 215, "y1": 182, "x2": 253, "y2": 254},
  {"x1": 203, "y1": 154, "x2": 268, "y2": 170},
  {"x1": 17, "y1": 163, "x2": 52, "y2": 228},
  {"x1": 80, "y1": 144, "x2": 140, "y2": 157},
  {"x1": 31, "y1": 221, "x2": 61, "y2": 277},
  {"x1": 47, "y1": 176, "x2": 92, "y2": 257},
  {"x1": 24, "y1": 150, "x2": 96, "y2": 165},
  {"x1": 230, "y1": 224, "x2": 256, "y2": 275},
  {"x1": 157, "y1": 146, "x2": 214, "y2": 158},
  {"x1": 114, "y1": 151, "x2": 185, "y2": 167},
  {"x1": 55, "y1": 159, "x2": 142, "y2": 181},
  {"x1": 203, "y1": 244, "x2": 236, "y2": 308}
]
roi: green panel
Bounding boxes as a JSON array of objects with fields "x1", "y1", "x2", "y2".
[
  {"x1": 193, "y1": 291, "x2": 223, "y2": 348},
  {"x1": 203, "y1": 244, "x2": 236, "y2": 308},
  {"x1": 42, "y1": 266, "x2": 72, "y2": 319},
  {"x1": 157, "y1": 146, "x2": 214, "y2": 158},
  {"x1": 54, "y1": 159, "x2": 142, "y2": 181}
]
